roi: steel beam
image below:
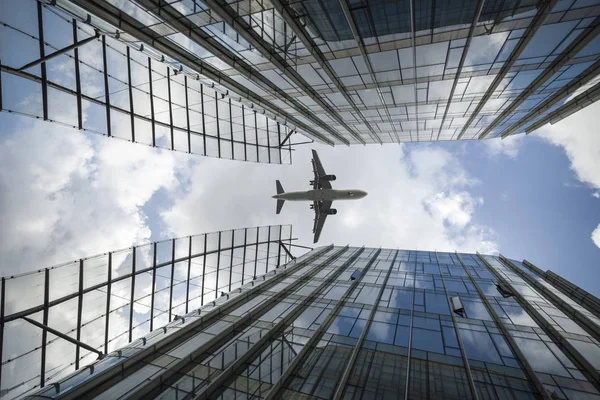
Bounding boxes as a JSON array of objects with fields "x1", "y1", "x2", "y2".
[
  {"x1": 337, "y1": 0, "x2": 396, "y2": 143},
  {"x1": 476, "y1": 253, "x2": 600, "y2": 393},
  {"x1": 19, "y1": 30, "x2": 99, "y2": 71},
  {"x1": 409, "y1": 0, "x2": 418, "y2": 142},
  {"x1": 435, "y1": 0, "x2": 486, "y2": 141},
  {"x1": 200, "y1": 0, "x2": 365, "y2": 144},
  {"x1": 523, "y1": 259, "x2": 600, "y2": 319},
  {"x1": 499, "y1": 60, "x2": 600, "y2": 138},
  {"x1": 263, "y1": 248, "x2": 376, "y2": 400},
  {"x1": 278, "y1": 240, "x2": 296, "y2": 261},
  {"x1": 123, "y1": 247, "x2": 348, "y2": 400},
  {"x1": 104, "y1": 253, "x2": 112, "y2": 353},
  {"x1": 23, "y1": 317, "x2": 104, "y2": 359},
  {"x1": 524, "y1": 80, "x2": 600, "y2": 133},
  {"x1": 457, "y1": 253, "x2": 551, "y2": 399},
  {"x1": 271, "y1": 0, "x2": 381, "y2": 144},
  {"x1": 40, "y1": 268, "x2": 49, "y2": 388},
  {"x1": 479, "y1": 14, "x2": 600, "y2": 139},
  {"x1": 500, "y1": 255, "x2": 600, "y2": 343},
  {"x1": 332, "y1": 250, "x2": 400, "y2": 400},
  {"x1": 433, "y1": 251, "x2": 479, "y2": 399},
  {"x1": 53, "y1": 245, "x2": 333, "y2": 400},
  {"x1": 1, "y1": 238, "x2": 290, "y2": 324},
  {"x1": 68, "y1": 0, "x2": 340, "y2": 145},
  {"x1": 456, "y1": 0, "x2": 558, "y2": 140}
]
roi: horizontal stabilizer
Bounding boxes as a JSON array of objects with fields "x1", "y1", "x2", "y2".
[{"x1": 276, "y1": 199, "x2": 285, "y2": 214}]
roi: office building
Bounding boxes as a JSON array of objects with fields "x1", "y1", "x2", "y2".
[
  {"x1": 0, "y1": 225, "x2": 294, "y2": 399},
  {"x1": 2, "y1": 0, "x2": 600, "y2": 155},
  {"x1": 22, "y1": 245, "x2": 600, "y2": 399}
]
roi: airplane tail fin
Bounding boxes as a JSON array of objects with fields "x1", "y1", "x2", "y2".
[
  {"x1": 276, "y1": 180, "x2": 284, "y2": 195},
  {"x1": 275, "y1": 180, "x2": 285, "y2": 214}
]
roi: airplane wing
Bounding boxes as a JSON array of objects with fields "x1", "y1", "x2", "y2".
[
  {"x1": 312, "y1": 200, "x2": 331, "y2": 243},
  {"x1": 311, "y1": 150, "x2": 332, "y2": 190}
]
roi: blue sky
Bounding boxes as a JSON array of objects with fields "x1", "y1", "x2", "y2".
[{"x1": 0, "y1": 0, "x2": 599, "y2": 298}]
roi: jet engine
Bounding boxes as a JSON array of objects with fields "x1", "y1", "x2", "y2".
[
  {"x1": 325, "y1": 208, "x2": 337, "y2": 215},
  {"x1": 320, "y1": 174, "x2": 336, "y2": 181}
]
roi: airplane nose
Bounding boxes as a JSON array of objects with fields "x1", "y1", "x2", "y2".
[{"x1": 360, "y1": 190, "x2": 368, "y2": 198}]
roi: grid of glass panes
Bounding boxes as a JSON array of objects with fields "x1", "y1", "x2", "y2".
[
  {"x1": 0, "y1": 1, "x2": 293, "y2": 163},
  {"x1": 23, "y1": 247, "x2": 600, "y2": 400},
  {"x1": 0, "y1": 225, "x2": 291, "y2": 400}
]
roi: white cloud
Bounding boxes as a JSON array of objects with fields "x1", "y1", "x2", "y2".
[
  {"x1": 535, "y1": 102, "x2": 600, "y2": 191},
  {"x1": 483, "y1": 134, "x2": 524, "y2": 159},
  {"x1": 161, "y1": 144, "x2": 498, "y2": 255},
  {"x1": 593, "y1": 224, "x2": 600, "y2": 249},
  {"x1": 533, "y1": 102, "x2": 600, "y2": 249},
  {"x1": 0, "y1": 114, "x2": 186, "y2": 276}
]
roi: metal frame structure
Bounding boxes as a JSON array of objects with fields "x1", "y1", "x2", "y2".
[
  {"x1": 0, "y1": 225, "x2": 292, "y2": 400},
  {"x1": 23, "y1": 246, "x2": 600, "y2": 400}
]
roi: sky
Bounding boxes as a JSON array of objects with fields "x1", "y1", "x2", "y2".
[
  {"x1": 0, "y1": 0, "x2": 599, "y2": 299},
  {"x1": 0, "y1": 101, "x2": 599, "y2": 296}
]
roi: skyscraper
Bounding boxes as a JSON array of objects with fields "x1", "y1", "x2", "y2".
[
  {"x1": 1, "y1": 0, "x2": 599, "y2": 153},
  {"x1": 24, "y1": 245, "x2": 600, "y2": 399},
  {"x1": 0, "y1": 225, "x2": 294, "y2": 399}
]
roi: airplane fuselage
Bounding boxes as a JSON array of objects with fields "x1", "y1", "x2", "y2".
[{"x1": 272, "y1": 189, "x2": 367, "y2": 202}]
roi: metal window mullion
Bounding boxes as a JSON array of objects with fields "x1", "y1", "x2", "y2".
[
  {"x1": 185, "y1": 236, "x2": 192, "y2": 314},
  {"x1": 169, "y1": 239, "x2": 175, "y2": 322},
  {"x1": 404, "y1": 257, "x2": 417, "y2": 400},
  {"x1": 3, "y1": 238, "x2": 286, "y2": 324},
  {"x1": 276, "y1": 226, "x2": 282, "y2": 267},
  {"x1": 75, "y1": 259, "x2": 84, "y2": 369},
  {"x1": 72, "y1": 20, "x2": 82, "y2": 130},
  {"x1": 58, "y1": 0, "x2": 336, "y2": 145},
  {"x1": 129, "y1": 246, "x2": 136, "y2": 343},
  {"x1": 104, "y1": 253, "x2": 112, "y2": 354},
  {"x1": 277, "y1": 123, "x2": 282, "y2": 163},
  {"x1": 167, "y1": 67, "x2": 174, "y2": 150},
  {"x1": 37, "y1": 1, "x2": 48, "y2": 121},
  {"x1": 228, "y1": 230, "x2": 235, "y2": 293},
  {"x1": 242, "y1": 105, "x2": 248, "y2": 161},
  {"x1": 148, "y1": 57, "x2": 155, "y2": 146},
  {"x1": 436, "y1": 0, "x2": 485, "y2": 141},
  {"x1": 150, "y1": 242, "x2": 157, "y2": 332},
  {"x1": 102, "y1": 35, "x2": 111, "y2": 137},
  {"x1": 480, "y1": 16, "x2": 600, "y2": 139},
  {"x1": 254, "y1": 112, "x2": 259, "y2": 162},
  {"x1": 215, "y1": 92, "x2": 221, "y2": 158},
  {"x1": 409, "y1": 0, "x2": 417, "y2": 142},
  {"x1": 40, "y1": 268, "x2": 49, "y2": 387},
  {"x1": 215, "y1": 232, "x2": 222, "y2": 299},
  {"x1": 499, "y1": 256, "x2": 600, "y2": 346},
  {"x1": 241, "y1": 228, "x2": 248, "y2": 286},
  {"x1": 455, "y1": 253, "x2": 551, "y2": 399},
  {"x1": 129, "y1": 246, "x2": 349, "y2": 400},
  {"x1": 57, "y1": 245, "x2": 336, "y2": 400},
  {"x1": 185, "y1": 75, "x2": 191, "y2": 153},
  {"x1": 266, "y1": 120, "x2": 271, "y2": 164},
  {"x1": 253, "y1": 228, "x2": 260, "y2": 278},
  {"x1": 433, "y1": 251, "x2": 479, "y2": 400},
  {"x1": 127, "y1": 47, "x2": 135, "y2": 142},
  {"x1": 0, "y1": 277, "x2": 5, "y2": 391},
  {"x1": 475, "y1": 253, "x2": 600, "y2": 393},
  {"x1": 263, "y1": 247, "x2": 376, "y2": 400},
  {"x1": 526, "y1": 260, "x2": 600, "y2": 319},
  {"x1": 229, "y1": 98, "x2": 234, "y2": 159},
  {"x1": 332, "y1": 249, "x2": 400, "y2": 400},
  {"x1": 456, "y1": 0, "x2": 559, "y2": 140},
  {"x1": 201, "y1": 234, "x2": 208, "y2": 306},
  {"x1": 201, "y1": 84, "x2": 207, "y2": 156},
  {"x1": 265, "y1": 226, "x2": 271, "y2": 274}
]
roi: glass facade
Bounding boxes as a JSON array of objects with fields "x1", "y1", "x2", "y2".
[
  {"x1": 2, "y1": 0, "x2": 599, "y2": 151},
  {"x1": 23, "y1": 245, "x2": 600, "y2": 399},
  {"x1": 0, "y1": 225, "x2": 293, "y2": 400}
]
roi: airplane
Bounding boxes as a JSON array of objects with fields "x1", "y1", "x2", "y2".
[{"x1": 272, "y1": 149, "x2": 368, "y2": 243}]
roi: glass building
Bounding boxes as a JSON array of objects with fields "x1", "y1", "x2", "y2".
[
  {"x1": 0, "y1": 225, "x2": 294, "y2": 399},
  {"x1": 22, "y1": 245, "x2": 600, "y2": 399},
  {"x1": 2, "y1": 0, "x2": 600, "y2": 152}
]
